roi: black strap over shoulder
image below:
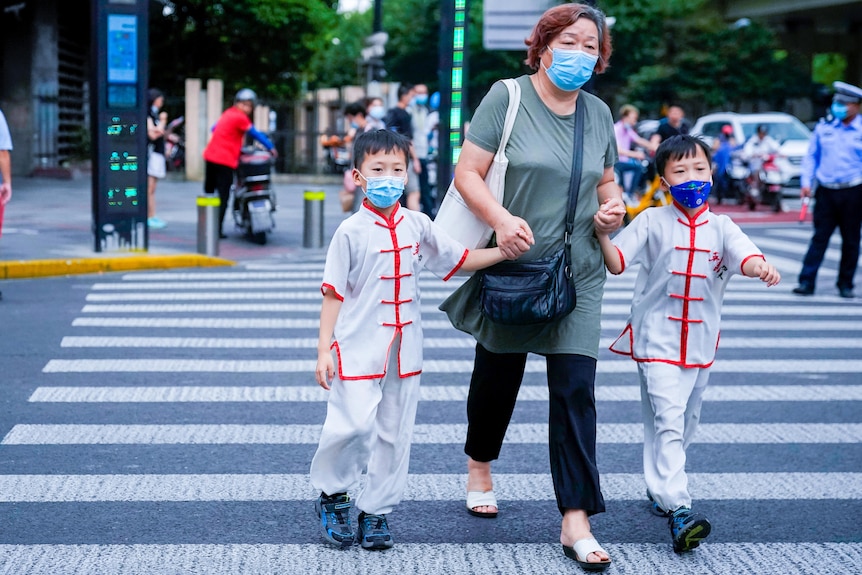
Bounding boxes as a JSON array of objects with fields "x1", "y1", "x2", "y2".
[{"x1": 563, "y1": 96, "x2": 586, "y2": 272}]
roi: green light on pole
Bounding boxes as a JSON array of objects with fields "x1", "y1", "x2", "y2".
[{"x1": 449, "y1": 0, "x2": 467, "y2": 169}]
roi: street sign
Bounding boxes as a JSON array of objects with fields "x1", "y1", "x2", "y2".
[
  {"x1": 91, "y1": 0, "x2": 149, "y2": 252},
  {"x1": 483, "y1": 0, "x2": 555, "y2": 51}
]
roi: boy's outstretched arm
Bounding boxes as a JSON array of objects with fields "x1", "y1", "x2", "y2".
[
  {"x1": 460, "y1": 246, "x2": 508, "y2": 272},
  {"x1": 594, "y1": 198, "x2": 626, "y2": 275},
  {"x1": 743, "y1": 257, "x2": 781, "y2": 287},
  {"x1": 596, "y1": 232, "x2": 623, "y2": 275},
  {"x1": 316, "y1": 291, "x2": 342, "y2": 390}
]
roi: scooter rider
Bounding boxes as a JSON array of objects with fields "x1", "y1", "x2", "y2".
[
  {"x1": 742, "y1": 124, "x2": 780, "y2": 194},
  {"x1": 203, "y1": 88, "x2": 277, "y2": 238}
]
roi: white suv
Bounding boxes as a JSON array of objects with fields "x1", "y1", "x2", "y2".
[{"x1": 691, "y1": 112, "x2": 812, "y2": 188}]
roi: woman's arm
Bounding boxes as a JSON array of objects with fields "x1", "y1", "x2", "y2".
[{"x1": 454, "y1": 140, "x2": 534, "y2": 259}]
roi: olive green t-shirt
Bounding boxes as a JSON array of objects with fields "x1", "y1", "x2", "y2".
[{"x1": 439, "y1": 74, "x2": 617, "y2": 357}]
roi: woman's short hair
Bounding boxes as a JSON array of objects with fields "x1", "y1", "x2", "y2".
[
  {"x1": 619, "y1": 104, "x2": 639, "y2": 120},
  {"x1": 524, "y1": 3, "x2": 612, "y2": 73}
]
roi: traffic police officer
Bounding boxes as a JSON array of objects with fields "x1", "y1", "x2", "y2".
[{"x1": 794, "y1": 81, "x2": 862, "y2": 298}]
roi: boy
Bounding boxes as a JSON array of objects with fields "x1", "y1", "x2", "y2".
[
  {"x1": 310, "y1": 129, "x2": 509, "y2": 550},
  {"x1": 594, "y1": 135, "x2": 780, "y2": 553}
]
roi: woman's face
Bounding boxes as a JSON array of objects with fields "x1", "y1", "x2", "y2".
[{"x1": 542, "y1": 17, "x2": 600, "y2": 67}]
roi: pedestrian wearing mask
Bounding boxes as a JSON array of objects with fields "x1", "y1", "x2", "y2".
[
  {"x1": 146, "y1": 89, "x2": 168, "y2": 229},
  {"x1": 793, "y1": 81, "x2": 862, "y2": 299},
  {"x1": 439, "y1": 3, "x2": 622, "y2": 571}
]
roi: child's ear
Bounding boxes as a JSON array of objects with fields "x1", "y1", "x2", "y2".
[{"x1": 352, "y1": 168, "x2": 363, "y2": 189}]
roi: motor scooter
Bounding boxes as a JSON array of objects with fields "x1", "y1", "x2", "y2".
[
  {"x1": 232, "y1": 147, "x2": 277, "y2": 244},
  {"x1": 320, "y1": 134, "x2": 351, "y2": 174},
  {"x1": 164, "y1": 116, "x2": 185, "y2": 172},
  {"x1": 757, "y1": 153, "x2": 784, "y2": 213},
  {"x1": 727, "y1": 151, "x2": 754, "y2": 209}
]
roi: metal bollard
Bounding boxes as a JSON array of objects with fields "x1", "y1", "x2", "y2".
[
  {"x1": 303, "y1": 190, "x2": 325, "y2": 248},
  {"x1": 197, "y1": 194, "x2": 221, "y2": 256}
]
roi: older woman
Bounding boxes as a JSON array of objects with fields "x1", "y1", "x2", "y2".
[{"x1": 440, "y1": 3, "x2": 623, "y2": 571}]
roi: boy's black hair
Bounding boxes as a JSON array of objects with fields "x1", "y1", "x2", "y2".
[
  {"x1": 655, "y1": 134, "x2": 713, "y2": 178},
  {"x1": 397, "y1": 83, "x2": 414, "y2": 100},
  {"x1": 344, "y1": 101, "x2": 366, "y2": 117},
  {"x1": 352, "y1": 129, "x2": 411, "y2": 169}
]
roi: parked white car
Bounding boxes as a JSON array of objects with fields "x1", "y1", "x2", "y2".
[{"x1": 691, "y1": 112, "x2": 812, "y2": 188}]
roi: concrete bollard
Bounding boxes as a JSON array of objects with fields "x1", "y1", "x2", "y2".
[
  {"x1": 303, "y1": 190, "x2": 325, "y2": 248},
  {"x1": 197, "y1": 194, "x2": 221, "y2": 256}
]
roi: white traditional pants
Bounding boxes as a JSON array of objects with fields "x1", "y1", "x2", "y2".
[
  {"x1": 638, "y1": 361, "x2": 710, "y2": 512},
  {"x1": 310, "y1": 335, "x2": 421, "y2": 515}
]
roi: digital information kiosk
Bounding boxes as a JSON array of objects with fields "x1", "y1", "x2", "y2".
[{"x1": 91, "y1": 0, "x2": 149, "y2": 252}]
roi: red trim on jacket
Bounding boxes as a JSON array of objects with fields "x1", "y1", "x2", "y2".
[
  {"x1": 320, "y1": 283, "x2": 344, "y2": 301},
  {"x1": 443, "y1": 249, "x2": 469, "y2": 281},
  {"x1": 740, "y1": 254, "x2": 766, "y2": 275},
  {"x1": 615, "y1": 246, "x2": 626, "y2": 273}
]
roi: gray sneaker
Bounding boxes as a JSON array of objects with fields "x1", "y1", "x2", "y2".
[
  {"x1": 357, "y1": 511, "x2": 394, "y2": 550},
  {"x1": 314, "y1": 492, "x2": 354, "y2": 548}
]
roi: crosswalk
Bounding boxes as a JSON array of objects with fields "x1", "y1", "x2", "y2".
[{"x1": 2, "y1": 226, "x2": 861, "y2": 574}]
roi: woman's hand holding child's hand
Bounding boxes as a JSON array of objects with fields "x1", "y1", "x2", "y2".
[
  {"x1": 495, "y1": 215, "x2": 534, "y2": 260},
  {"x1": 594, "y1": 198, "x2": 626, "y2": 235}
]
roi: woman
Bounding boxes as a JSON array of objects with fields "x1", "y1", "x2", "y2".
[
  {"x1": 439, "y1": 3, "x2": 623, "y2": 570},
  {"x1": 146, "y1": 88, "x2": 168, "y2": 229}
]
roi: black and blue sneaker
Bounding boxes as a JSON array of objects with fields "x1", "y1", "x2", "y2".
[
  {"x1": 357, "y1": 511, "x2": 394, "y2": 550},
  {"x1": 669, "y1": 507, "x2": 712, "y2": 553},
  {"x1": 314, "y1": 492, "x2": 354, "y2": 548},
  {"x1": 647, "y1": 490, "x2": 670, "y2": 517}
]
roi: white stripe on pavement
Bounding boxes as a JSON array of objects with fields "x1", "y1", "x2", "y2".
[
  {"x1": 40, "y1": 358, "x2": 862, "y2": 374},
  {"x1": 58, "y1": 335, "x2": 862, "y2": 350},
  {"x1": 90, "y1": 281, "x2": 456, "y2": 291},
  {"x1": 70, "y1": 316, "x2": 862, "y2": 331},
  {"x1": 5, "y1": 423, "x2": 861, "y2": 445},
  {"x1": 27, "y1": 384, "x2": 862, "y2": 403},
  {"x1": 0, "y1": 472, "x2": 859, "y2": 502},
  {"x1": 1, "y1": 542, "x2": 858, "y2": 575},
  {"x1": 79, "y1": 303, "x2": 452, "y2": 314}
]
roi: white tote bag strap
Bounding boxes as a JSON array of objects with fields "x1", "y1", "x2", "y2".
[{"x1": 495, "y1": 78, "x2": 521, "y2": 161}]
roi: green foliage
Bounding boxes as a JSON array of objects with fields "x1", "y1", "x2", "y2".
[
  {"x1": 812, "y1": 53, "x2": 847, "y2": 86},
  {"x1": 148, "y1": 0, "x2": 337, "y2": 102}
]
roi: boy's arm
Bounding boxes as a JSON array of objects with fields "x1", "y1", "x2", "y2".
[
  {"x1": 742, "y1": 256, "x2": 781, "y2": 287},
  {"x1": 596, "y1": 232, "x2": 623, "y2": 275},
  {"x1": 315, "y1": 291, "x2": 342, "y2": 390},
  {"x1": 460, "y1": 246, "x2": 507, "y2": 272}
]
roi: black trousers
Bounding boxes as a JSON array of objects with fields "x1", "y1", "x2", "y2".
[
  {"x1": 464, "y1": 344, "x2": 605, "y2": 516},
  {"x1": 799, "y1": 184, "x2": 862, "y2": 290},
  {"x1": 204, "y1": 161, "x2": 235, "y2": 234}
]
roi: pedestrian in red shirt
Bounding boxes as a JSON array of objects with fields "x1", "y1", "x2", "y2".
[{"x1": 203, "y1": 88, "x2": 277, "y2": 238}]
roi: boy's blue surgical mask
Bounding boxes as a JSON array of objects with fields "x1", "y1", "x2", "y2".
[
  {"x1": 542, "y1": 48, "x2": 598, "y2": 92},
  {"x1": 665, "y1": 179, "x2": 712, "y2": 209},
  {"x1": 831, "y1": 101, "x2": 848, "y2": 121},
  {"x1": 359, "y1": 173, "x2": 406, "y2": 209}
]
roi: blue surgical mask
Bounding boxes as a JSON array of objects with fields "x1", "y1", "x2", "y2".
[
  {"x1": 414, "y1": 94, "x2": 429, "y2": 106},
  {"x1": 369, "y1": 105, "x2": 386, "y2": 120},
  {"x1": 831, "y1": 101, "x2": 848, "y2": 121},
  {"x1": 542, "y1": 48, "x2": 599, "y2": 92},
  {"x1": 350, "y1": 121, "x2": 360, "y2": 130},
  {"x1": 666, "y1": 179, "x2": 711, "y2": 209},
  {"x1": 360, "y1": 174, "x2": 405, "y2": 209}
]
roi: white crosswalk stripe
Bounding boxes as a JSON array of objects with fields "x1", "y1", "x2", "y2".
[{"x1": 4, "y1": 226, "x2": 861, "y2": 574}]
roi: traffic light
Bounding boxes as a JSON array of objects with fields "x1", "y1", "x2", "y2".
[{"x1": 362, "y1": 32, "x2": 388, "y2": 86}]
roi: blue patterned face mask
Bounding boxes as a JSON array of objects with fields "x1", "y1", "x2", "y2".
[
  {"x1": 542, "y1": 48, "x2": 599, "y2": 92},
  {"x1": 666, "y1": 180, "x2": 712, "y2": 209},
  {"x1": 360, "y1": 174, "x2": 405, "y2": 209}
]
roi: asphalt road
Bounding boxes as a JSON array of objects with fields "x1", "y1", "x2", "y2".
[{"x1": 0, "y1": 224, "x2": 860, "y2": 574}]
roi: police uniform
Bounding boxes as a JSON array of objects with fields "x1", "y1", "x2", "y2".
[
  {"x1": 795, "y1": 81, "x2": 862, "y2": 298},
  {"x1": 310, "y1": 201, "x2": 467, "y2": 516},
  {"x1": 608, "y1": 203, "x2": 764, "y2": 512}
]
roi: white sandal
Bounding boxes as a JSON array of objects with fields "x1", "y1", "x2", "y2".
[
  {"x1": 562, "y1": 537, "x2": 612, "y2": 572},
  {"x1": 465, "y1": 489, "x2": 498, "y2": 518}
]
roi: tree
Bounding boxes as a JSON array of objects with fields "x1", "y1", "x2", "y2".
[{"x1": 148, "y1": 0, "x2": 337, "y2": 103}]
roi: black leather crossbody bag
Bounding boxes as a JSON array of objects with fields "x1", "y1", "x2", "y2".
[{"x1": 479, "y1": 97, "x2": 585, "y2": 325}]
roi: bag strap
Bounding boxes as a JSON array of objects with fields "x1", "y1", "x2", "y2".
[
  {"x1": 495, "y1": 79, "x2": 521, "y2": 161},
  {"x1": 564, "y1": 96, "x2": 586, "y2": 250}
]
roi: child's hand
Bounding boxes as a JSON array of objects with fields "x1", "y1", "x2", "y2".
[
  {"x1": 315, "y1": 352, "x2": 335, "y2": 390},
  {"x1": 754, "y1": 261, "x2": 781, "y2": 287},
  {"x1": 594, "y1": 198, "x2": 626, "y2": 235}
]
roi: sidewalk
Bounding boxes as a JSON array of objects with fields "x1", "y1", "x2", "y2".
[{"x1": 0, "y1": 173, "x2": 345, "y2": 279}]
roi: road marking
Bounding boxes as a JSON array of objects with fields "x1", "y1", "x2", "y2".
[
  {"x1": 0, "y1": 472, "x2": 858, "y2": 502},
  {"x1": 5, "y1": 423, "x2": 861, "y2": 445},
  {"x1": 28, "y1": 384, "x2": 862, "y2": 403},
  {"x1": 0, "y1": 543, "x2": 859, "y2": 575},
  {"x1": 69, "y1": 316, "x2": 862, "y2": 331},
  {"x1": 40, "y1": 358, "x2": 862, "y2": 374},
  {"x1": 90, "y1": 280, "x2": 457, "y2": 291},
  {"x1": 58, "y1": 335, "x2": 862, "y2": 350}
]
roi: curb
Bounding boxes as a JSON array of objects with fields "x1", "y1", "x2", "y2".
[{"x1": 0, "y1": 254, "x2": 235, "y2": 280}]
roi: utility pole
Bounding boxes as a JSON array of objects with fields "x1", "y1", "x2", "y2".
[{"x1": 362, "y1": 0, "x2": 386, "y2": 97}]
